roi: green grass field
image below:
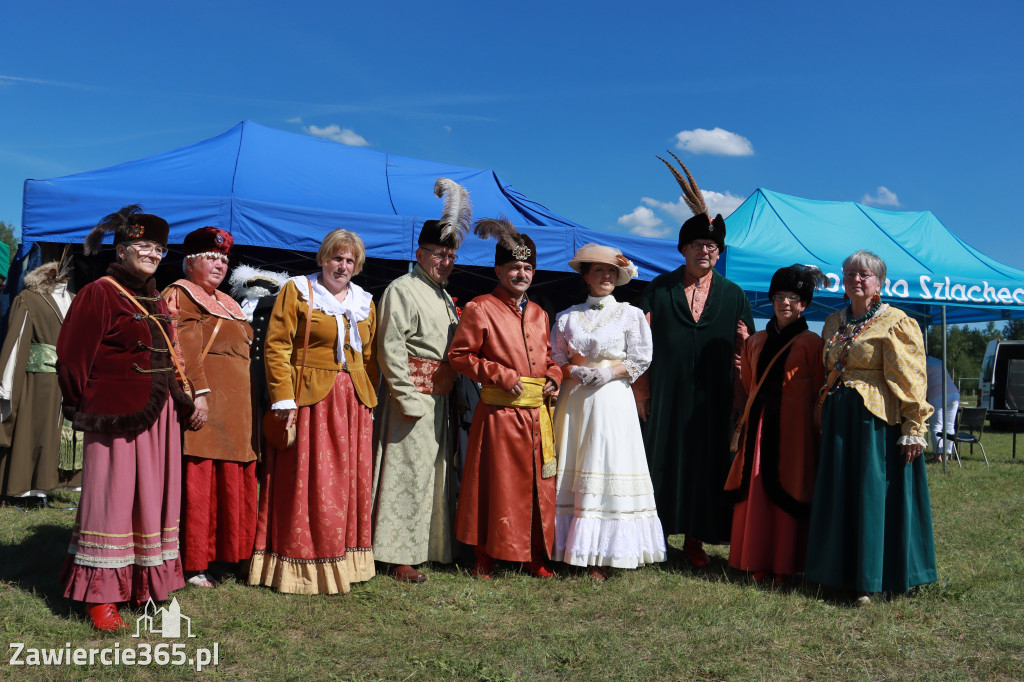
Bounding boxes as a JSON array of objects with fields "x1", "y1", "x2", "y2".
[{"x1": 2, "y1": 434, "x2": 1022, "y2": 681}]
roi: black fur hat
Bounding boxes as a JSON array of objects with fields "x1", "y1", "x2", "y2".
[
  {"x1": 769, "y1": 264, "x2": 827, "y2": 304},
  {"x1": 678, "y1": 213, "x2": 726, "y2": 254}
]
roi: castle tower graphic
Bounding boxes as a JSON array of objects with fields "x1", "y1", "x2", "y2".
[{"x1": 133, "y1": 597, "x2": 195, "y2": 638}]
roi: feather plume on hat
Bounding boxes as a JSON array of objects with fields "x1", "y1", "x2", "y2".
[
  {"x1": 656, "y1": 151, "x2": 707, "y2": 217},
  {"x1": 229, "y1": 263, "x2": 291, "y2": 301},
  {"x1": 85, "y1": 204, "x2": 143, "y2": 256},
  {"x1": 473, "y1": 215, "x2": 521, "y2": 250},
  {"x1": 433, "y1": 178, "x2": 472, "y2": 248}
]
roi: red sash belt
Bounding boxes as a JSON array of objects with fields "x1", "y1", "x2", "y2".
[{"x1": 408, "y1": 356, "x2": 457, "y2": 395}]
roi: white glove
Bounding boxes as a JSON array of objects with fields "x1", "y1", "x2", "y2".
[
  {"x1": 584, "y1": 367, "x2": 615, "y2": 388},
  {"x1": 569, "y1": 366, "x2": 595, "y2": 384}
]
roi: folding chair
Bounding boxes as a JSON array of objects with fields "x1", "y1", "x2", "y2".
[{"x1": 948, "y1": 407, "x2": 990, "y2": 467}]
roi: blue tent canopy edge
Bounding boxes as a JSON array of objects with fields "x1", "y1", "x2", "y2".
[{"x1": 19, "y1": 121, "x2": 1024, "y2": 324}]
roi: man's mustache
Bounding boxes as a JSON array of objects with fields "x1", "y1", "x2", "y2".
[{"x1": 511, "y1": 277, "x2": 530, "y2": 284}]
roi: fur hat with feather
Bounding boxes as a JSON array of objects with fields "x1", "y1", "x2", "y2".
[
  {"x1": 656, "y1": 152, "x2": 727, "y2": 254},
  {"x1": 419, "y1": 177, "x2": 473, "y2": 249},
  {"x1": 474, "y1": 216, "x2": 537, "y2": 268},
  {"x1": 84, "y1": 204, "x2": 170, "y2": 256},
  {"x1": 23, "y1": 245, "x2": 74, "y2": 294}
]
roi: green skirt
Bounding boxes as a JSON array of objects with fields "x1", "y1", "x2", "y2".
[{"x1": 805, "y1": 386, "x2": 937, "y2": 593}]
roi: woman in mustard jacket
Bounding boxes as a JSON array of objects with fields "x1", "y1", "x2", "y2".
[{"x1": 248, "y1": 229, "x2": 379, "y2": 594}]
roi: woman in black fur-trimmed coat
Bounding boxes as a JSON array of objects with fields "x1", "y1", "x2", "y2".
[{"x1": 723, "y1": 265, "x2": 825, "y2": 586}]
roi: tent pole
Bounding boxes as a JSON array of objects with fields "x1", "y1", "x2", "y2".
[{"x1": 941, "y1": 306, "x2": 948, "y2": 473}]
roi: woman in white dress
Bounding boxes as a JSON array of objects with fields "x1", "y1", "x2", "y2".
[{"x1": 551, "y1": 244, "x2": 667, "y2": 581}]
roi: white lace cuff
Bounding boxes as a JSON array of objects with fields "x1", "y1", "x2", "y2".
[
  {"x1": 897, "y1": 435, "x2": 928, "y2": 447},
  {"x1": 271, "y1": 399, "x2": 297, "y2": 411},
  {"x1": 623, "y1": 360, "x2": 643, "y2": 383}
]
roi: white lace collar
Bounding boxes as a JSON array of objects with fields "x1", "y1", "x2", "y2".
[{"x1": 289, "y1": 274, "x2": 372, "y2": 359}]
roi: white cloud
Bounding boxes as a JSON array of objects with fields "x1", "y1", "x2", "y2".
[
  {"x1": 641, "y1": 189, "x2": 744, "y2": 221},
  {"x1": 618, "y1": 188, "x2": 745, "y2": 239},
  {"x1": 701, "y1": 189, "x2": 745, "y2": 218},
  {"x1": 443, "y1": 125, "x2": 452, "y2": 132},
  {"x1": 287, "y1": 117, "x2": 303, "y2": 123},
  {"x1": 617, "y1": 206, "x2": 669, "y2": 238},
  {"x1": 674, "y1": 127, "x2": 754, "y2": 156},
  {"x1": 861, "y1": 186, "x2": 900, "y2": 207},
  {"x1": 303, "y1": 124, "x2": 370, "y2": 147}
]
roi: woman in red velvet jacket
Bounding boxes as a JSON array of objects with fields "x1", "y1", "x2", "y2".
[{"x1": 56, "y1": 205, "x2": 194, "y2": 632}]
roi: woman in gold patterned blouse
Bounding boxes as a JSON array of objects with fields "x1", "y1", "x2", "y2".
[{"x1": 805, "y1": 250, "x2": 936, "y2": 603}]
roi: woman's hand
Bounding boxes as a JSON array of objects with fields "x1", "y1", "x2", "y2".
[
  {"x1": 188, "y1": 395, "x2": 209, "y2": 431},
  {"x1": 273, "y1": 408, "x2": 297, "y2": 430},
  {"x1": 900, "y1": 442, "x2": 925, "y2": 463}
]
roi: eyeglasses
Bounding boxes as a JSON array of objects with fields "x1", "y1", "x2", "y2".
[
  {"x1": 843, "y1": 271, "x2": 876, "y2": 281},
  {"x1": 688, "y1": 241, "x2": 719, "y2": 253},
  {"x1": 128, "y1": 242, "x2": 168, "y2": 257},
  {"x1": 420, "y1": 246, "x2": 457, "y2": 263},
  {"x1": 771, "y1": 293, "x2": 802, "y2": 304}
]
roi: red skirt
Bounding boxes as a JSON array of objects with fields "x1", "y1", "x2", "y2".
[
  {"x1": 180, "y1": 457, "x2": 257, "y2": 572},
  {"x1": 728, "y1": 423, "x2": 808, "y2": 575},
  {"x1": 248, "y1": 372, "x2": 375, "y2": 594}
]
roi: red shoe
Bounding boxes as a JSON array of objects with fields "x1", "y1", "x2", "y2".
[
  {"x1": 524, "y1": 560, "x2": 554, "y2": 578},
  {"x1": 588, "y1": 566, "x2": 608, "y2": 582},
  {"x1": 87, "y1": 603, "x2": 127, "y2": 632},
  {"x1": 391, "y1": 565, "x2": 427, "y2": 583},
  {"x1": 472, "y1": 547, "x2": 494, "y2": 579},
  {"x1": 751, "y1": 571, "x2": 771, "y2": 584},
  {"x1": 683, "y1": 537, "x2": 711, "y2": 568}
]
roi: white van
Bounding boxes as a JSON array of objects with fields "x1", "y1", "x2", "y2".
[{"x1": 979, "y1": 339, "x2": 1024, "y2": 429}]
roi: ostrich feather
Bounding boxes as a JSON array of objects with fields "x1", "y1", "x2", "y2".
[
  {"x1": 473, "y1": 216, "x2": 520, "y2": 250},
  {"x1": 656, "y1": 151, "x2": 707, "y2": 217},
  {"x1": 433, "y1": 177, "x2": 472, "y2": 247}
]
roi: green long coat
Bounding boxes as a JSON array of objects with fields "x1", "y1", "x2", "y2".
[{"x1": 640, "y1": 267, "x2": 754, "y2": 543}]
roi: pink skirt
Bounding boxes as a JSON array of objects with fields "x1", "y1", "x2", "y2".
[
  {"x1": 180, "y1": 457, "x2": 258, "y2": 572},
  {"x1": 248, "y1": 372, "x2": 375, "y2": 594},
  {"x1": 61, "y1": 398, "x2": 186, "y2": 604}
]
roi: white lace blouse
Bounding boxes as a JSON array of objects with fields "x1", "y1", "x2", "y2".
[{"x1": 550, "y1": 295, "x2": 653, "y2": 383}]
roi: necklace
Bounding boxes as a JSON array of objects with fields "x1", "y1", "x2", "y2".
[
  {"x1": 825, "y1": 303, "x2": 884, "y2": 373},
  {"x1": 847, "y1": 298, "x2": 882, "y2": 325}
]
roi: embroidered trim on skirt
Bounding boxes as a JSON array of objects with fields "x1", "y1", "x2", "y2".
[
  {"x1": 248, "y1": 372, "x2": 376, "y2": 594},
  {"x1": 61, "y1": 397, "x2": 185, "y2": 604}
]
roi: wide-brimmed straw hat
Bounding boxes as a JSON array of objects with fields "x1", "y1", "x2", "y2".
[{"x1": 568, "y1": 243, "x2": 638, "y2": 286}]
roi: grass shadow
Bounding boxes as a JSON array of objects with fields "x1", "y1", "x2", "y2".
[{"x1": 0, "y1": 519, "x2": 73, "y2": 616}]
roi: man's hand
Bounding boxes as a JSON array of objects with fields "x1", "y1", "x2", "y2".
[
  {"x1": 637, "y1": 398, "x2": 650, "y2": 422},
  {"x1": 543, "y1": 378, "x2": 557, "y2": 397},
  {"x1": 189, "y1": 395, "x2": 209, "y2": 431}
]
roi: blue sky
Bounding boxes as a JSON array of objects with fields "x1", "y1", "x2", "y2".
[{"x1": 2, "y1": 1, "x2": 1022, "y2": 267}]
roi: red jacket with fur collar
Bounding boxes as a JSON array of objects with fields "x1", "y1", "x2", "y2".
[{"x1": 57, "y1": 264, "x2": 194, "y2": 434}]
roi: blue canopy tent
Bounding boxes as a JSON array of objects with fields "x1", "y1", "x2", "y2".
[
  {"x1": 721, "y1": 189, "x2": 1024, "y2": 326},
  {"x1": 19, "y1": 120, "x2": 682, "y2": 281}
]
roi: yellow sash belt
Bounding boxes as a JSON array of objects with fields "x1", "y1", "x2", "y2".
[{"x1": 480, "y1": 376, "x2": 556, "y2": 479}]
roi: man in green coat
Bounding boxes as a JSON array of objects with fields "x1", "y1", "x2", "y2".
[{"x1": 637, "y1": 211, "x2": 754, "y2": 567}]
